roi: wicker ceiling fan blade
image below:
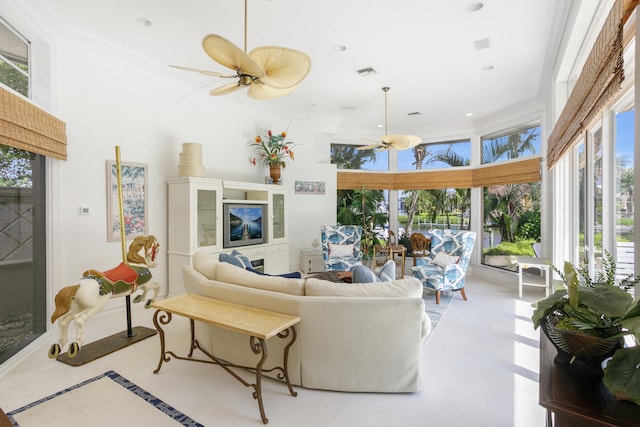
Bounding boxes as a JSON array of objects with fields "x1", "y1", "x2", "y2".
[
  {"x1": 202, "y1": 34, "x2": 266, "y2": 79},
  {"x1": 169, "y1": 64, "x2": 236, "y2": 78},
  {"x1": 357, "y1": 143, "x2": 384, "y2": 150},
  {"x1": 209, "y1": 81, "x2": 243, "y2": 96},
  {"x1": 247, "y1": 83, "x2": 297, "y2": 100},
  {"x1": 250, "y1": 46, "x2": 311, "y2": 89}
]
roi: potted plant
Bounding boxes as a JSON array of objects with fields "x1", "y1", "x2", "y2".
[{"x1": 531, "y1": 251, "x2": 640, "y2": 404}]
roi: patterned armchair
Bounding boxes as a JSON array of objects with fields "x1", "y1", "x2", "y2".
[
  {"x1": 320, "y1": 225, "x2": 363, "y2": 271},
  {"x1": 410, "y1": 229, "x2": 476, "y2": 304}
]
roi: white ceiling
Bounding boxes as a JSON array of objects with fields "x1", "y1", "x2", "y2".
[{"x1": 38, "y1": 0, "x2": 567, "y2": 139}]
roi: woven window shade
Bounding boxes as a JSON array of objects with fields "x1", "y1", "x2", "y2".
[
  {"x1": 547, "y1": 0, "x2": 625, "y2": 169},
  {"x1": 473, "y1": 158, "x2": 541, "y2": 187},
  {"x1": 336, "y1": 157, "x2": 541, "y2": 190},
  {"x1": 0, "y1": 86, "x2": 68, "y2": 160}
]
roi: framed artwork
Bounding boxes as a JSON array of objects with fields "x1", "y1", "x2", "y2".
[
  {"x1": 295, "y1": 180, "x2": 325, "y2": 194},
  {"x1": 106, "y1": 160, "x2": 148, "y2": 242}
]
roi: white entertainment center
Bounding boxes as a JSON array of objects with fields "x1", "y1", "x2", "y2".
[{"x1": 167, "y1": 177, "x2": 288, "y2": 296}]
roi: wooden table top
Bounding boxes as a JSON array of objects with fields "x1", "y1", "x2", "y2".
[{"x1": 150, "y1": 294, "x2": 300, "y2": 340}]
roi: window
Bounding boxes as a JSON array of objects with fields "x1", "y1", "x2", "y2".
[
  {"x1": 330, "y1": 144, "x2": 388, "y2": 171},
  {"x1": 397, "y1": 140, "x2": 471, "y2": 171},
  {"x1": 481, "y1": 125, "x2": 541, "y2": 164},
  {"x1": 0, "y1": 19, "x2": 47, "y2": 365},
  {"x1": 481, "y1": 182, "x2": 541, "y2": 270},
  {"x1": 614, "y1": 108, "x2": 634, "y2": 279}
]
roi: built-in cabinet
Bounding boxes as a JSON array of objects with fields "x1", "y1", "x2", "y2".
[{"x1": 167, "y1": 177, "x2": 289, "y2": 296}]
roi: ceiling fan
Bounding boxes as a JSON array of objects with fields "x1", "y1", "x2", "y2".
[
  {"x1": 358, "y1": 87, "x2": 422, "y2": 151},
  {"x1": 170, "y1": 0, "x2": 311, "y2": 100}
]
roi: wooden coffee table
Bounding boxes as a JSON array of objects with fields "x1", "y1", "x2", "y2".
[
  {"x1": 150, "y1": 294, "x2": 300, "y2": 424},
  {"x1": 308, "y1": 270, "x2": 352, "y2": 283}
]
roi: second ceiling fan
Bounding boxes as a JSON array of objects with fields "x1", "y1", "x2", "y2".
[
  {"x1": 171, "y1": 0, "x2": 311, "y2": 100},
  {"x1": 358, "y1": 87, "x2": 422, "y2": 151}
]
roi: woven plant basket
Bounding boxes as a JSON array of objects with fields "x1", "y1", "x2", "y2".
[{"x1": 541, "y1": 310, "x2": 624, "y2": 362}]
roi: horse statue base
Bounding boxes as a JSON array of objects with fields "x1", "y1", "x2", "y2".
[{"x1": 55, "y1": 325, "x2": 157, "y2": 366}]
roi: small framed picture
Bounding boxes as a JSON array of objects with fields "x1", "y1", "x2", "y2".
[
  {"x1": 295, "y1": 180, "x2": 325, "y2": 194},
  {"x1": 106, "y1": 161, "x2": 148, "y2": 241}
]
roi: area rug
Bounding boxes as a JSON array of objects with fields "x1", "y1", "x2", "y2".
[
  {"x1": 423, "y1": 289, "x2": 454, "y2": 331},
  {"x1": 6, "y1": 370, "x2": 203, "y2": 427}
]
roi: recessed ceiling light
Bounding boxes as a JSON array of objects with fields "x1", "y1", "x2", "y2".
[
  {"x1": 135, "y1": 17, "x2": 152, "y2": 27},
  {"x1": 334, "y1": 45, "x2": 347, "y2": 52},
  {"x1": 377, "y1": 124, "x2": 384, "y2": 128},
  {"x1": 481, "y1": 65, "x2": 494, "y2": 71},
  {"x1": 466, "y1": 113, "x2": 473, "y2": 117},
  {"x1": 467, "y1": 2, "x2": 484, "y2": 12}
]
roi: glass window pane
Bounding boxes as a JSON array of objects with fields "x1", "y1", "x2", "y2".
[
  {"x1": 615, "y1": 108, "x2": 634, "y2": 279},
  {"x1": 577, "y1": 142, "x2": 587, "y2": 266},
  {"x1": 481, "y1": 125, "x2": 541, "y2": 164},
  {"x1": 398, "y1": 140, "x2": 470, "y2": 171},
  {"x1": 399, "y1": 188, "x2": 471, "y2": 234},
  {"x1": 330, "y1": 144, "x2": 388, "y2": 171},
  {"x1": 481, "y1": 183, "x2": 541, "y2": 271},
  {"x1": 593, "y1": 126, "x2": 603, "y2": 270},
  {"x1": 0, "y1": 18, "x2": 29, "y2": 97}
]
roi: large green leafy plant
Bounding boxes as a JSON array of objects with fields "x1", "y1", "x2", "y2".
[{"x1": 532, "y1": 252, "x2": 640, "y2": 404}]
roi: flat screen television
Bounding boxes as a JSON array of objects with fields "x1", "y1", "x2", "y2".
[{"x1": 223, "y1": 203, "x2": 268, "y2": 248}]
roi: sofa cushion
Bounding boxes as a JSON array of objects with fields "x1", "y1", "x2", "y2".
[
  {"x1": 377, "y1": 260, "x2": 396, "y2": 281},
  {"x1": 192, "y1": 251, "x2": 219, "y2": 280},
  {"x1": 231, "y1": 250, "x2": 253, "y2": 268},
  {"x1": 352, "y1": 264, "x2": 378, "y2": 283},
  {"x1": 352, "y1": 261, "x2": 396, "y2": 283},
  {"x1": 219, "y1": 252, "x2": 250, "y2": 269},
  {"x1": 216, "y1": 262, "x2": 305, "y2": 296},
  {"x1": 305, "y1": 277, "x2": 423, "y2": 298}
]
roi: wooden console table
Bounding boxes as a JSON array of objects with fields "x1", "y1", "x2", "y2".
[
  {"x1": 150, "y1": 294, "x2": 300, "y2": 424},
  {"x1": 539, "y1": 330, "x2": 640, "y2": 426}
]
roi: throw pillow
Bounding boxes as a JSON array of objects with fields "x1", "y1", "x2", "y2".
[
  {"x1": 245, "y1": 267, "x2": 302, "y2": 279},
  {"x1": 328, "y1": 243, "x2": 354, "y2": 258},
  {"x1": 352, "y1": 264, "x2": 378, "y2": 283},
  {"x1": 219, "y1": 252, "x2": 252, "y2": 269},
  {"x1": 431, "y1": 252, "x2": 460, "y2": 268},
  {"x1": 230, "y1": 249, "x2": 253, "y2": 269},
  {"x1": 377, "y1": 260, "x2": 396, "y2": 281}
]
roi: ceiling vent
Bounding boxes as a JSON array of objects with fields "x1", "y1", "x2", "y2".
[
  {"x1": 473, "y1": 38, "x2": 491, "y2": 50},
  {"x1": 356, "y1": 67, "x2": 377, "y2": 76}
]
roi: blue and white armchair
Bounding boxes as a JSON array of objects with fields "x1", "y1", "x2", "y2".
[
  {"x1": 321, "y1": 225, "x2": 363, "y2": 271},
  {"x1": 411, "y1": 229, "x2": 477, "y2": 304}
]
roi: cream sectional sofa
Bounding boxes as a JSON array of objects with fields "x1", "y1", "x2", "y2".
[{"x1": 181, "y1": 251, "x2": 432, "y2": 393}]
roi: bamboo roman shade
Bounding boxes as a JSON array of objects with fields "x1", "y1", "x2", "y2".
[
  {"x1": 0, "y1": 86, "x2": 68, "y2": 160},
  {"x1": 337, "y1": 157, "x2": 541, "y2": 190},
  {"x1": 547, "y1": 0, "x2": 625, "y2": 169}
]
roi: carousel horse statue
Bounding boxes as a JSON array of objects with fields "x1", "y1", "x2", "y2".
[{"x1": 48, "y1": 235, "x2": 160, "y2": 359}]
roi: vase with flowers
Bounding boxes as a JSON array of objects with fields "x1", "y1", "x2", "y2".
[{"x1": 251, "y1": 130, "x2": 295, "y2": 184}]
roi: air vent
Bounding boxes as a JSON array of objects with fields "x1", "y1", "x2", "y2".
[
  {"x1": 356, "y1": 67, "x2": 377, "y2": 76},
  {"x1": 473, "y1": 38, "x2": 491, "y2": 50}
]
